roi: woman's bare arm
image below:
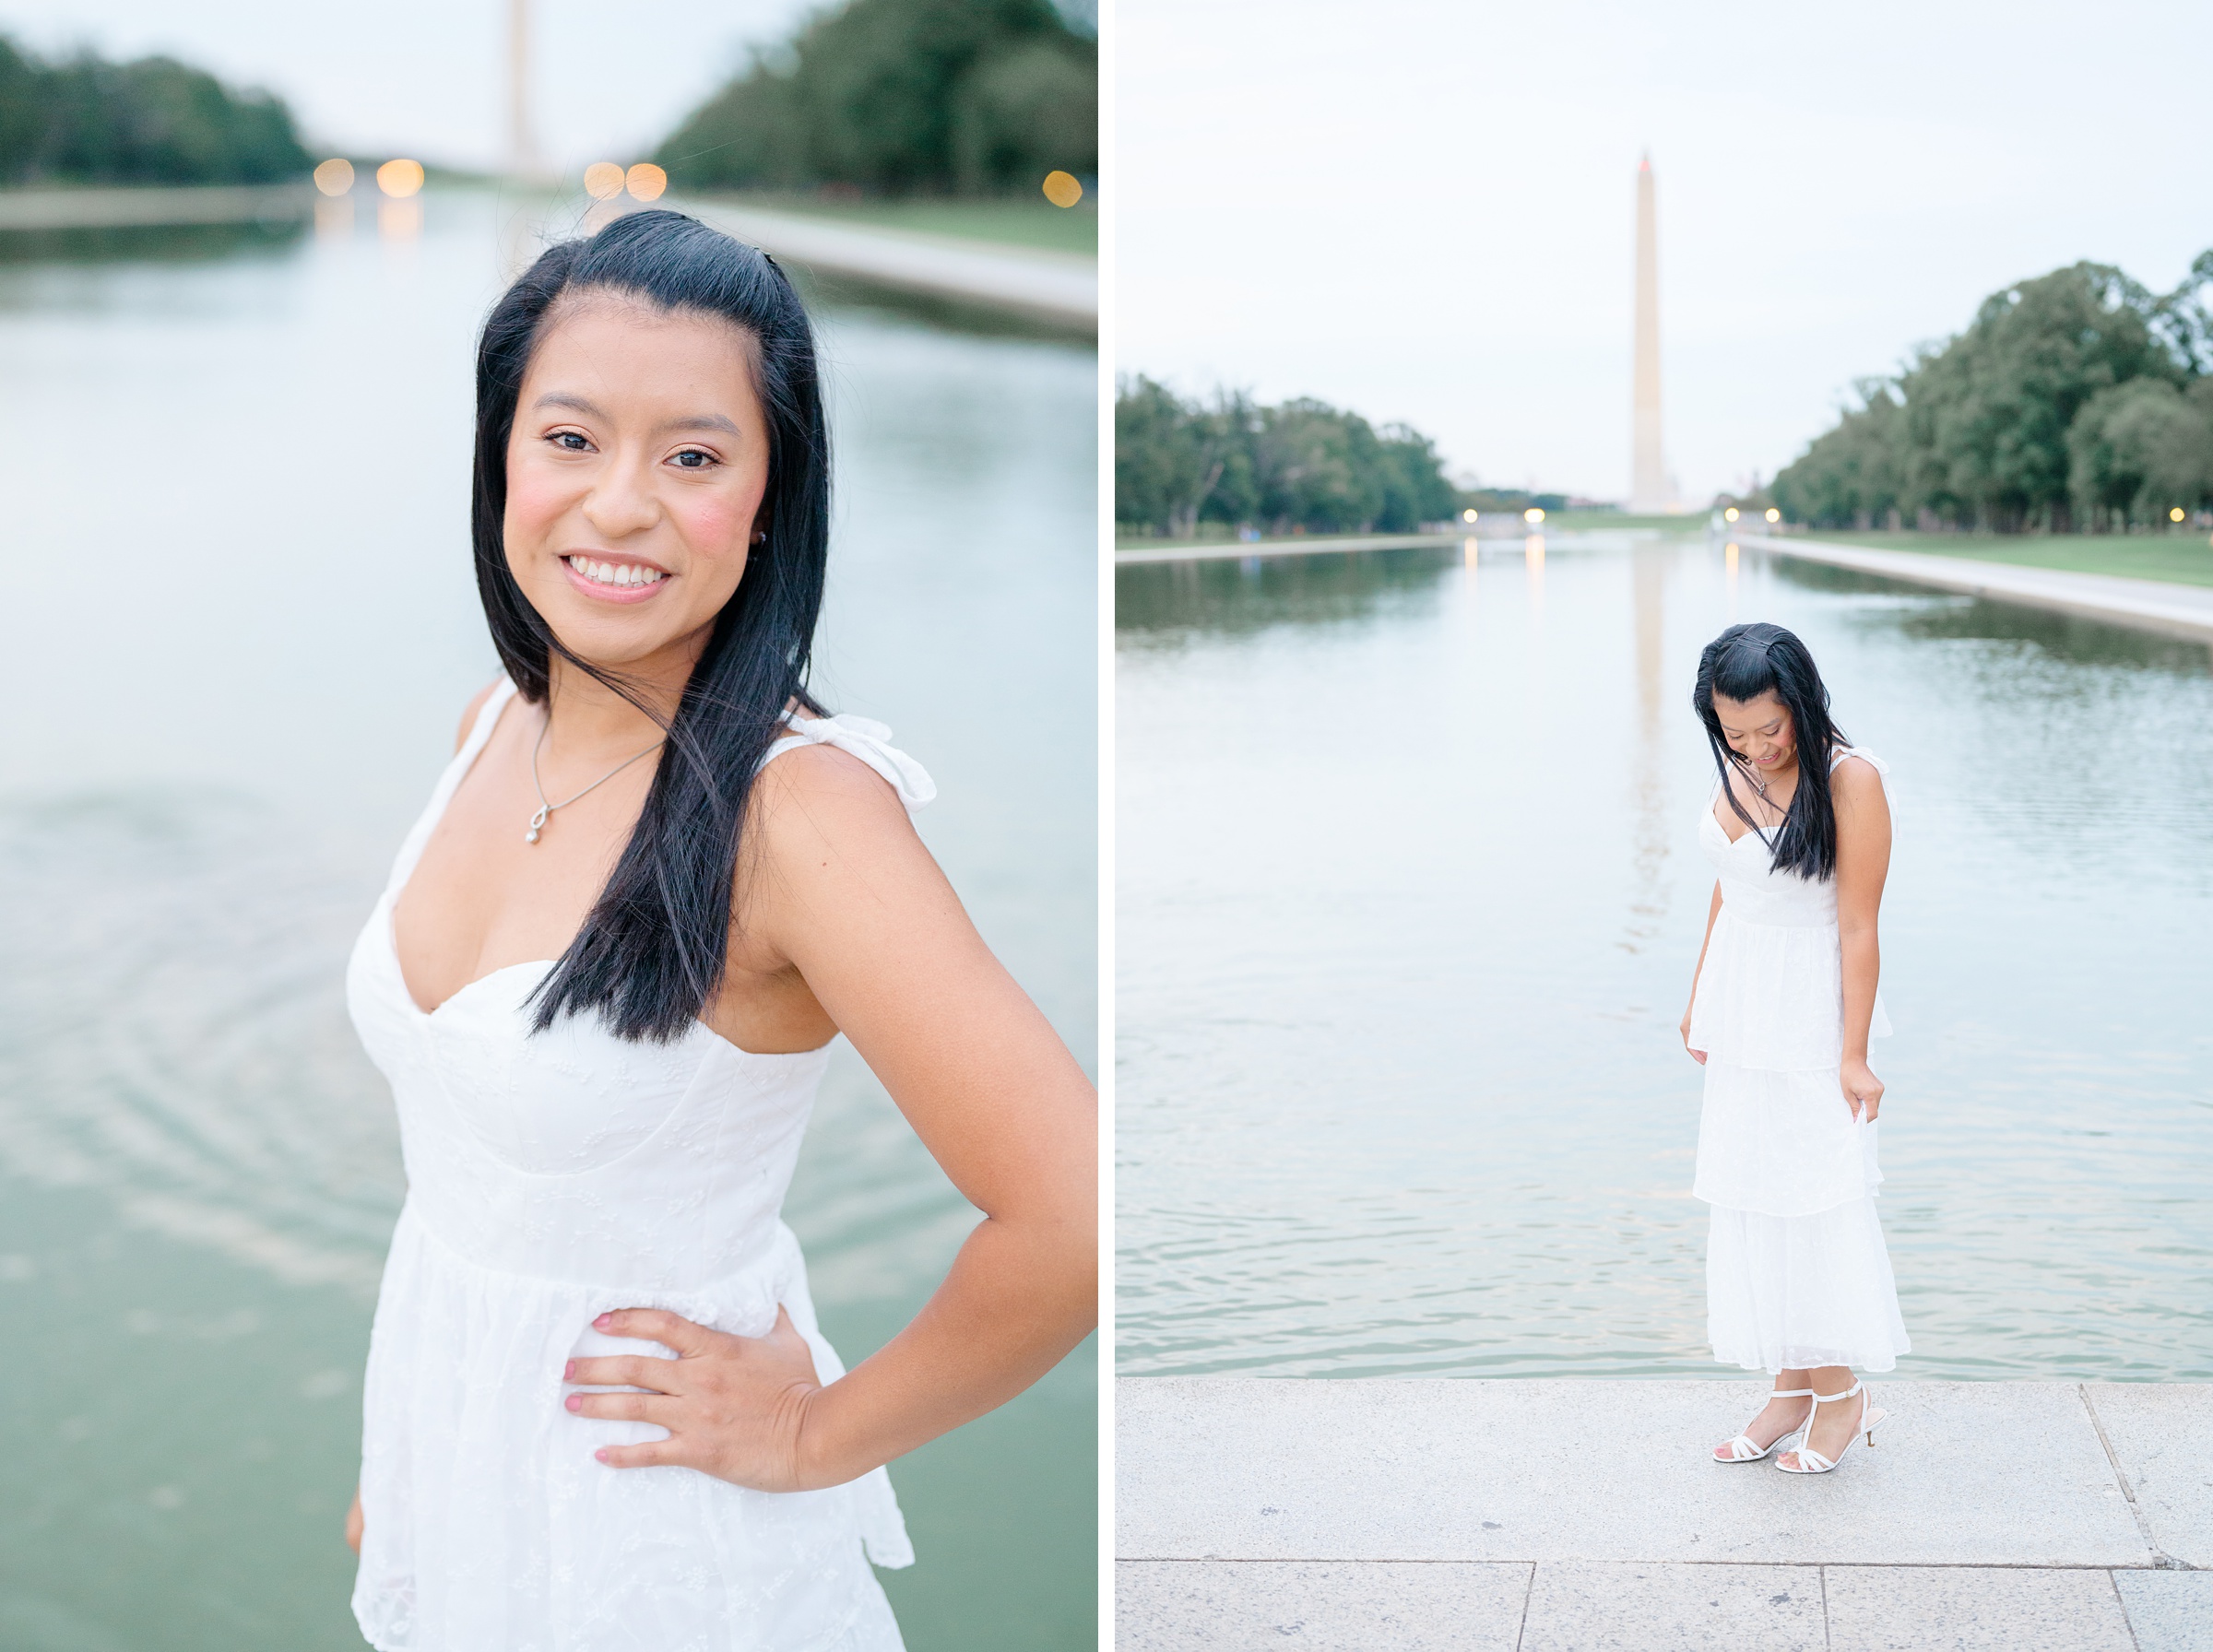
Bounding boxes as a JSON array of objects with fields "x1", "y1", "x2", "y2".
[
  {"x1": 1832, "y1": 756, "x2": 1892, "y2": 1118},
  {"x1": 570, "y1": 745, "x2": 1095, "y2": 1490}
]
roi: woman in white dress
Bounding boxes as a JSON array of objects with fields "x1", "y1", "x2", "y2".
[
  {"x1": 341, "y1": 210, "x2": 1095, "y2": 1647},
  {"x1": 1680, "y1": 622, "x2": 1906, "y2": 1475}
]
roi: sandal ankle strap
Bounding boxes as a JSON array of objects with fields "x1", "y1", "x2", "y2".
[{"x1": 1809, "y1": 1381, "x2": 1863, "y2": 1404}]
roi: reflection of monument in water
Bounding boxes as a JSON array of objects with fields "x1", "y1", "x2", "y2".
[{"x1": 1631, "y1": 152, "x2": 1677, "y2": 513}]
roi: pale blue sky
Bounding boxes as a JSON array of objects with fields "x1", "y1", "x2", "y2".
[
  {"x1": 0, "y1": 0, "x2": 813, "y2": 172},
  {"x1": 1116, "y1": 0, "x2": 2213, "y2": 503}
]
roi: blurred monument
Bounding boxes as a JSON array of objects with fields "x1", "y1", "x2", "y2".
[
  {"x1": 507, "y1": 0, "x2": 551, "y2": 183},
  {"x1": 1630, "y1": 151, "x2": 1675, "y2": 512}
]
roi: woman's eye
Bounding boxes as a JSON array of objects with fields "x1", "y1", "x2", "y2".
[
  {"x1": 670, "y1": 449, "x2": 716, "y2": 469},
  {"x1": 550, "y1": 431, "x2": 589, "y2": 452}
]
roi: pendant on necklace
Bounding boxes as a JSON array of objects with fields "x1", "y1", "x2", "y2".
[{"x1": 527, "y1": 804, "x2": 550, "y2": 845}]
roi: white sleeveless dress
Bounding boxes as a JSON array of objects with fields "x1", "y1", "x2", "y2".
[
  {"x1": 346, "y1": 678, "x2": 934, "y2": 1651},
  {"x1": 1687, "y1": 747, "x2": 1910, "y2": 1375}
]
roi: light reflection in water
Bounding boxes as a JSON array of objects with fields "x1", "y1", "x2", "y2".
[
  {"x1": 378, "y1": 197, "x2": 422, "y2": 241},
  {"x1": 1117, "y1": 533, "x2": 2213, "y2": 1380}
]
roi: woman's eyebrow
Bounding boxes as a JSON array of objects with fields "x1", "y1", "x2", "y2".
[
  {"x1": 533, "y1": 392, "x2": 604, "y2": 418},
  {"x1": 661, "y1": 413, "x2": 741, "y2": 435}
]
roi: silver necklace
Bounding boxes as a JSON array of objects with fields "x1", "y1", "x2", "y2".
[{"x1": 527, "y1": 717, "x2": 662, "y2": 844}]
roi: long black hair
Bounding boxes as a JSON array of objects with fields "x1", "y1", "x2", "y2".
[
  {"x1": 471, "y1": 208, "x2": 829, "y2": 1042},
  {"x1": 1691, "y1": 622, "x2": 1848, "y2": 881}
]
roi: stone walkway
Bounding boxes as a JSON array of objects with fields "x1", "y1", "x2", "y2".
[{"x1": 1118, "y1": 1379, "x2": 2213, "y2": 1649}]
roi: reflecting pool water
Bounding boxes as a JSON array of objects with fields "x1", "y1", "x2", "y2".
[
  {"x1": 0, "y1": 190, "x2": 1095, "y2": 1651},
  {"x1": 1118, "y1": 534, "x2": 2213, "y2": 1381}
]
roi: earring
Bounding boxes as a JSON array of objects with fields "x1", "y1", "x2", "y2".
[{"x1": 751, "y1": 530, "x2": 768, "y2": 545}]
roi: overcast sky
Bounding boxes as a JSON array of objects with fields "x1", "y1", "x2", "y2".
[
  {"x1": 1116, "y1": 0, "x2": 2213, "y2": 503},
  {"x1": 0, "y1": 0, "x2": 813, "y2": 174}
]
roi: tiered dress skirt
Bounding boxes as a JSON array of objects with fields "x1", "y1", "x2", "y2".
[{"x1": 1688, "y1": 884, "x2": 1910, "y2": 1374}]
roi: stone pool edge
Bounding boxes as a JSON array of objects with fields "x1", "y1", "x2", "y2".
[{"x1": 1117, "y1": 1377, "x2": 2210, "y2": 1648}]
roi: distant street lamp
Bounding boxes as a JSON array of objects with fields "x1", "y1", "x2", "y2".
[
  {"x1": 314, "y1": 159, "x2": 355, "y2": 196},
  {"x1": 1723, "y1": 506, "x2": 1739, "y2": 523},
  {"x1": 1462, "y1": 508, "x2": 1478, "y2": 524},
  {"x1": 2171, "y1": 506, "x2": 2186, "y2": 523},
  {"x1": 626, "y1": 164, "x2": 668, "y2": 201},
  {"x1": 584, "y1": 162, "x2": 625, "y2": 200},
  {"x1": 1042, "y1": 171, "x2": 1083, "y2": 207},
  {"x1": 377, "y1": 159, "x2": 425, "y2": 198},
  {"x1": 1765, "y1": 507, "x2": 1781, "y2": 523}
]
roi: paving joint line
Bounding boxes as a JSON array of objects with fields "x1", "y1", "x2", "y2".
[
  {"x1": 2079, "y1": 1382, "x2": 2178, "y2": 1569},
  {"x1": 1511, "y1": 1561, "x2": 1533, "y2": 1652},
  {"x1": 1118, "y1": 1556, "x2": 2168, "y2": 1571},
  {"x1": 2106, "y1": 1567, "x2": 2143, "y2": 1652},
  {"x1": 1818, "y1": 1564, "x2": 1831, "y2": 1652}
]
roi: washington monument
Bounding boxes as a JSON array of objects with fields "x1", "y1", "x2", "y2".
[{"x1": 1631, "y1": 151, "x2": 1673, "y2": 512}]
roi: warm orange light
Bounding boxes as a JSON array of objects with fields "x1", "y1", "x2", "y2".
[
  {"x1": 1523, "y1": 506, "x2": 1544, "y2": 525},
  {"x1": 1723, "y1": 506, "x2": 1740, "y2": 522},
  {"x1": 583, "y1": 162, "x2": 625, "y2": 200},
  {"x1": 1042, "y1": 171, "x2": 1083, "y2": 208},
  {"x1": 625, "y1": 163, "x2": 668, "y2": 201},
  {"x1": 2171, "y1": 506, "x2": 2187, "y2": 523},
  {"x1": 1765, "y1": 507, "x2": 1781, "y2": 523},
  {"x1": 314, "y1": 158, "x2": 355, "y2": 196},
  {"x1": 376, "y1": 159, "x2": 424, "y2": 198}
]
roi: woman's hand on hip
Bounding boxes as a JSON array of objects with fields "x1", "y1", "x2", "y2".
[
  {"x1": 1680, "y1": 1007, "x2": 1707, "y2": 1066},
  {"x1": 1840, "y1": 1057, "x2": 1884, "y2": 1122},
  {"x1": 565, "y1": 1305, "x2": 827, "y2": 1492}
]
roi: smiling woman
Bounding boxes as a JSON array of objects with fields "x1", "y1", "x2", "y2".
[{"x1": 342, "y1": 209, "x2": 1095, "y2": 1649}]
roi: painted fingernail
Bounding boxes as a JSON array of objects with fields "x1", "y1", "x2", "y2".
[
  {"x1": 594, "y1": 1314, "x2": 612, "y2": 1329},
  {"x1": 594, "y1": 1447, "x2": 609, "y2": 1463},
  {"x1": 563, "y1": 1361, "x2": 575, "y2": 1380},
  {"x1": 565, "y1": 1394, "x2": 582, "y2": 1412}
]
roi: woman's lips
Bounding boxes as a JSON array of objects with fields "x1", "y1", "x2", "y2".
[{"x1": 561, "y1": 554, "x2": 668, "y2": 604}]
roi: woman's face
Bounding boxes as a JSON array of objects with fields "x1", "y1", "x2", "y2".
[
  {"x1": 1712, "y1": 690, "x2": 1797, "y2": 774},
  {"x1": 503, "y1": 292, "x2": 769, "y2": 671}
]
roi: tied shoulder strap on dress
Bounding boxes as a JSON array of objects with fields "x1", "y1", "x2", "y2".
[{"x1": 762, "y1": 714, "x2": 938, "y2": 813}]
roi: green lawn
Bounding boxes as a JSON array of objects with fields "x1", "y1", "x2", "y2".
[
  {"x1": 1799, "y1": 529, "x2": 2213, "y2": 589},
  {"x1": 692, "y1": 193, "x2": 1095, "y2": 256}
]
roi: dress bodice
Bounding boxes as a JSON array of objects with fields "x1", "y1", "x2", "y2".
[{"x1": 343, "y1": 678, "x2": 934, "y2": 1297}]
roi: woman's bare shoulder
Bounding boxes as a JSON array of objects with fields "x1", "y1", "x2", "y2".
[
  {"x1": 1831, "y1": 751, "x2": 1885, "y2": 797},
  {"x1": 452, "y1": 678, "x2": 506, "y2": 754}
]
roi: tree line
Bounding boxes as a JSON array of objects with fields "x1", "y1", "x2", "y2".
[
  {"x1": 1774, "y1": 253, "x2": 2213, "y2": 533},
  {"x1": 1117, "y1": 376, "x2": 1461, "y2": 538},
  {"x1": 657, "y1": 0, "x2": 1095, "y2": 196},
  {"x1": 0, "y1": 35, "x2": 310, "y2": 187}
]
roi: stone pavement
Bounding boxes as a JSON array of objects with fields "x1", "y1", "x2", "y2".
[{"x1": 1118, "y1": 1379, "x2": 2213, "y2": 1649}]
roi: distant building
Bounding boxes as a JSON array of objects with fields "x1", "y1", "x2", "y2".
[{"x1": 1630, "y1": 152, "x2": 1676, "y2": 513}]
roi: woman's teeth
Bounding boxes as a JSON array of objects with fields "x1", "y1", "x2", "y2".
[{"x1": 567, "y1": 557, "x2": 664, "y2": 589}]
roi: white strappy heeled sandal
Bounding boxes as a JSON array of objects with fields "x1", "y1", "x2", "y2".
[
  {"x1": 1774, "y1": 1380, "x2": 1888, "y2": 1473},
  {"x1": 1713, "y1": 1386, "x2": 1815, "y2": 1463}
]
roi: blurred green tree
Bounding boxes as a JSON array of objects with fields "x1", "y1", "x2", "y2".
[
  {"x1": 1115, "y1": 381, "x2": 1458, "y2": 538},
  {"x1": 1776, "y1": 255, "x2": 2213, "y2": 533},
  {"x1": 0, "y1": 36, "x2": 310, "y2": 185},
  {"x1": 657, "y1": 0, "x2": 1096, "y2": 196}
]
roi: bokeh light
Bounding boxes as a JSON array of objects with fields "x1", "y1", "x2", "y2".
[
  {"x1": 1462, "y1": 507, "x2": 1477, "y2": 524},
  {"x1": 625, "y1": 163, "x2": 668, "y2": 201},
  {"x1": 583, "y1": 162, "x2": 626, "y2": 201},
  {"x1": 1042, "y1": 171, "x2": 1083, "y2": 208},
  {"x1": 1724, "y1": 505, "x2": 1740, "y2": 522},
  {"x1": 2171, "y1": 506, "x2": 2186, "y2": 523},
  {"x1": 313, "y1": 159, "x2": 354, "y2": 197},
  {"x1": 376, "y1": 159, "x2": 424, "y2": 199},
  {"x1": 1523, "y1": 506, "x2": 1545, "y2": 525},
  {"x1": 1765, "y1": 506, "x2": 1781, "y2": 523}
]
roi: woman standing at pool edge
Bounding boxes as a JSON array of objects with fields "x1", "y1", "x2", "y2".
[
  {"x1": 1682, "y1": 622, "x2": 1906, "y2": 1475},
  {"x1": 341, "y1": 210, "x2": 1095, "y2": 1646}
]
